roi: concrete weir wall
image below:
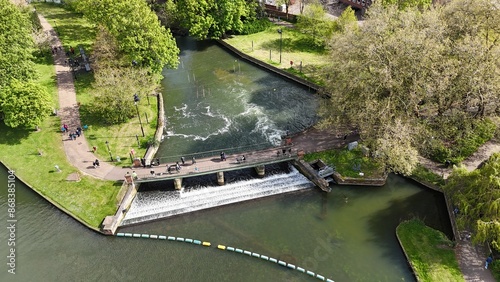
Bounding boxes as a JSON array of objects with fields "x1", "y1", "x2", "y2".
[
  {"x1": 291, "y1": 159, "x2": 330, "y2": 192},
  {"x1": 143, "y1": 93, "x2": 165, "y2": 165},
  {"x1": 332, "y1": 171, "x2": 387, "y2": 186},
  {"x1": 217, "y1": 40, "x2": 321, "y2": 92}
]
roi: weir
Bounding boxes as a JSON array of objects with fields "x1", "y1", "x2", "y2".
[{"x1": 121, "y1": 165, "x2": 314, "y2": 226}]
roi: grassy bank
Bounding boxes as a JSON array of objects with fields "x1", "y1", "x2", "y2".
[
  {"x1": 397, "y1": 219, "x2": 463, "y2": 282},
  {"x1": 303, "y1": 147, "x2": 385, "y2": 178},
  {"x1": 0, "y1": 47, "x2": 119, "y2": 228},
  {"x1": 225, "y1": 25, "x2": 329, "y2": 85},
  {"x1": 411, "y1": 164, "x2": 445, "y2": 187},
  {"x1": 35, "y1": 3, "x2": 158, "y2": 165}
]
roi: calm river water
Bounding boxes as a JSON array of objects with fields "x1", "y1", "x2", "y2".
[{"x1": 0, "y1": 167, "x2": 451, "y2": 281}]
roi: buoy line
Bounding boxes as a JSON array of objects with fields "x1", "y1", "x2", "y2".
[{"x1": 116, "y1": 233, "x2": 334, "y2": 281}]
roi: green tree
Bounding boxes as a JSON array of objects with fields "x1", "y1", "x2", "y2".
[
  {"x1": 319, "y1": 0, "x2": 500, "y2": 174},
  {"x1": 335, "y1": 6, "x2": 357, "y2": 33},
  {"x1": 380, "y1": 0, "x2": 432, "y2": 10},
  {"x1": 0, "y1": 80, "x2": 52, "y2": 128},
  {"x1": 445, "y1": 153, "x2": 500, "y2": 251},
  {"x1": 0, "y1": 0, "x2": 37, "y2": 88},
  {"x1": 89, "y1": 67, "x2": 160, "y2": 124},
  {"x1": 176, "y1": 0, "x2": 251, "y2": 39},
  {"x1": 78, "y1": 0, "x2": 179, "y2": 73},
  {"x1": 0, "y1": 0, "x2": 53, "y2": 128},
  {"x1": 295, "y1": 1, "x2": 335, "y2": 48}
]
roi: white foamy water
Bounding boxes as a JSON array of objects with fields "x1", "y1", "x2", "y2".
[{"x1": 120, "y1": 166, "x2": 313, "y2": 226}]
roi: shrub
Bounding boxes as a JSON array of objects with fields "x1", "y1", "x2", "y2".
[
  {"x1": 238, "y1": 18, "x2": 272, "y2": 35},
  {"x1": 428, "y1": 140, "x2": 451, "y2": 164},
  {"x1": 428, "y1": 119, "x2": 496, "y2": 164},
  {"x1": 452, "y1": 119, "x2": 496, "y2": 162}
]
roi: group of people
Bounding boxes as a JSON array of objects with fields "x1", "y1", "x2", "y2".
[
  {"x1": 92, "y1": 159, "x2": 100, "y2": 168},
  {"x1": 277, "y1": 147, "x2": 292, "y2": 157},
  {"x1": 61, "y1": 124, "x2": 83, "y2": 140},
  {"x1": 51, "y1": 45, "x2": 62, "y2": 55},
  {"x1": 180, "y1": 156, "x2": 196, "y2": 165},
  {"x1": 166, "y1": 162, "x2": 182, "y2": 174}
]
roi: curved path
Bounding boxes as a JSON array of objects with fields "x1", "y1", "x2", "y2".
[{"x1": 41, "y1": 14, "x2": 496, "y2": 281}]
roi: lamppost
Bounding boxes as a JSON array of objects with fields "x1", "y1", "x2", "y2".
[
  {"x1": 105, "y1": 141, "x2": 113, "y2": 162},
  {"x1": 277, "y1": 29, "x2": 282, "y2": 64},
  {"x1": 134, "y1": 94, "x2": 145, "y2": 137}
]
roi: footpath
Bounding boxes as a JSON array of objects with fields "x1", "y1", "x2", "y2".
[
  {"x1": 41, "y1": 13, "x2": 497, "y2": 281},
  {"x1": 418, "y1": 140, "x2": 500, "y2": 282}
]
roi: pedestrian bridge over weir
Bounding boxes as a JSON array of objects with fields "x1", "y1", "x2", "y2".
[{"x1": 129, "y1": 146, "x2": 299, "y2": 187}]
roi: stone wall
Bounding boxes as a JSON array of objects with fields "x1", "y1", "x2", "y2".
[
  {"x1": 332, "y1": 171, "x2": 387, "y2": 186},
  {"x1": 143, "y1": 93, "x2": 165, "y2": 165},
  {"x1": 217, "y1": 40, "x2": 320, "y2": 92}
]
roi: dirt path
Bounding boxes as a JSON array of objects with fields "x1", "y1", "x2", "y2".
[{"x1": 418, "y1": 139, "x2": 500, "y2": 179}]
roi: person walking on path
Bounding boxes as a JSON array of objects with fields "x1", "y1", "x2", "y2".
[
  {"x1": 485, "y1": 256, "x2": 493, "y2": 269},
  {"x1": 181, "y1": 156, "x2": 185, "y2": 165}
]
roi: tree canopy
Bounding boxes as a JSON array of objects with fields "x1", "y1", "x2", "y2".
[
  {"x1": 380, "y1": 0, "x2": 432, "y2": 10},
  {"x1": 445, "y1": 153, "x2": 500, "y2": 251},
  {"x1": 0, "y1": 0, "x2": 37, "y2": 88},
  {"x1": 77, "y1": 0, "x2": 179, "y2": 73},
  {"x1": 295, "y1": 1, "x2": 335, "y2": 48},
  {"x1": 0, "y1": 0, "x2": 52, "y2": 128},
  {"x1": 176, "y1": 0, "x2": 252, "y2": 39},
  {"x1": 319, "y1": 0, "x2": 500, "y2": 175},
  {"x1": 1, "y1": 80, "x2": 52, "y2": 128}
]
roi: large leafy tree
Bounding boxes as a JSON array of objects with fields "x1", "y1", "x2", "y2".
[
  {"x1": 0, "y1": 0, "x2": 37, "y2": 88},
  {"x1": 1, "y1": 80, "x2": 52, "y2": 128},
  {"x1": 89, "y1": 67, "x2": 160, "y2": 124},
  {"x1": 319, "y1": 0, "x2": 500, "y2": 175},
  {"x1": 0, "y1": 0, "x2": 53, "y2": 128},
  {"x1": 78, "y1": 0, "x2": 179, "y2": 73},
  {"x1": 295, "y1": 1, "x2": 335, "y2": 48},
  {"x1": 445, "y1": 153, "x2": 500, "y2": 251},
  {"x1": 176, "y1": 0, "x2": 251, "y2": 39}
]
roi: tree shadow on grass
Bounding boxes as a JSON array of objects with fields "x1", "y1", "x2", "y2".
[
  {"x1": 260, "y1": 36, "x2": 327, "y2": 54},
  {"x1": 0, "y1": 123, "x2": 33, "y2": 145}
]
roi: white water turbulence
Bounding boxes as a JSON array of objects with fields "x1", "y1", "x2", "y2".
[
  {"x1": 157, "y1": 37, "x2": 319, "y2": 162},
  {"x1": 121, "y1": 166, "x2": 313, "y2": 226}
]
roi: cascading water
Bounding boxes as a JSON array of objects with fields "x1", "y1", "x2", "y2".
[
  {"x1": 121, "y1": 165, "x2": 314, "y2": 226},
  {"x1": 156, "y1": 37, "x2": 319, "y2": 162}
]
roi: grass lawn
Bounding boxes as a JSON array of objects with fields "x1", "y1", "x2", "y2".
[
  {"x1": 303, "y1": 147, "x2": 385, "y2": 178},
  {"x1": 0, "y1": 50, "x2": 119, "y2": 228},
  {"x1": 34, "y1": 3, "x2": 96, "y2": 55},
  {"x1": 397, "y1": 219, "x2": 464, "y2": 282},
  {"x1": 225, "y1": 25, "x2": 330, "y2": 85},
  {"x1": 34, "y1": 3, "x2": 158, "y2": 165}
]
